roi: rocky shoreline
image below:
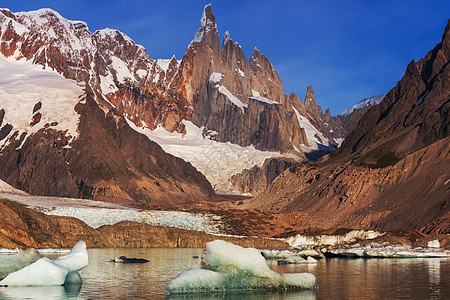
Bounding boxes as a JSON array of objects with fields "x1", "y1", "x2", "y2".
[{"x1": 1, "y1": 198, "x2": 448, "y2": 252}]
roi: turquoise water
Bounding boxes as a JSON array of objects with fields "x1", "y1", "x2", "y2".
[{"x1": 0, "y1": 248, "x2": 449, "y2": 299}]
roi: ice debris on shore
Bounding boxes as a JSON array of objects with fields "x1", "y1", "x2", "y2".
[
  {"x1": 261, "y1": 248, "x2": 324, "y2": 260},
  {"x1": 0, "y1": 241, "x2": 88, "y2": 286},
  {"x1": 324, "y1": 241, "x2": 449, "y2": 258},
  {"x1": 165, "y1": 240, "x2": 316, "y2": 294},
  {"x1": 283, "y1": 230, "x2": 383, "y2": 247}
]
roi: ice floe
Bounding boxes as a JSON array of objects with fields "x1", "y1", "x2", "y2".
[
  {"x1": 324, "y1": 242, "x2": 450, "y2": 258},
  {"x1": 165, "y1": 240, "x2": 316, "y2": 294},
  {"x1": 277, "y1": 256, "x2": 317, "y2": 265},
  {"x1": 0, "y1": 241, "x2": 88, "y2": 286}
]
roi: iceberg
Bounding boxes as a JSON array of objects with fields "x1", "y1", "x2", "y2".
[
  {"x1": 52, "y1": 241, "x2": 88, "y2": 272},
  {"x1": 0, "y1": 257, "x2": 68, "y2": 286},
  {"x1": 166, "y1": 240, "x2": 316, "y2": 294},
  {"x1": 0, "y1": 241, "x2": 88, "y2": 286},
  {"x1": 0, "y1": 249, "x2": 40, "y2": 279}
]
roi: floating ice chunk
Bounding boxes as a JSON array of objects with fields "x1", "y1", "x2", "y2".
[
  {"x1": 278, "y1": 256, "x2": 317, "y2": 265},
  {"x1": 0, "y1": 257, "x2": 68, "y2": 286},
  {"x1": 37, "y1": 249, "x2": 71, "y2": 254},
  {"x1": 282, "y1": 273, "x2": 317, "y2": 287},
  {"x1": 64, "y1": 271, "x2": 82, "y2": 285},
  {"x1": 52, "y1": 241, "x2": 88, "y2": 272},
  {"x1": 0, "y1": 249, "x2": 40, "y2": 279},
  {"x1": 325, "y1": 243, "x2": 449, "y2": 258},
  {"x1": 0, "y1": 249, "x2": 18, "y2": 254},
  {"x1": 0, "y1": 241, "x2": 88, "y2": 287},
  {"x1": 165, "y1": 268, "x2": 224, "y2": 294},
  {"x1": 166, "y1": 240, "x2": 316, "y2": 294},
  {"x1": 428, "y1": 240, "x2": 440, "y2": 248},
  {"x1": 261, "y1": 249, "x2": 324, "y2": 260},
  {"x1": 203, "y1": 240, "x2": 279, "y2": 278}
]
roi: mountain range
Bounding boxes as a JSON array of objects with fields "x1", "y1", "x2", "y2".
[
  {"x1": 0, "y1": 5, "x2": 375, "y2": 199},
  {"x1": 1, "y1": 5, "x2": 447, "y2": 237}
]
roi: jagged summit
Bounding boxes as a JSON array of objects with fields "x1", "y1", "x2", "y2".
[
  {"x1": 0, "y1": 4, "x2": 367, "y2": 199},
  {"x1": 200, "y1": 4, "x2": 216, "y2": 29},
  {"x1": 304, "y1": 85, "x2": 317, "y2": 107}
]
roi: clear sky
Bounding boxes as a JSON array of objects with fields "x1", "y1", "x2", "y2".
[{"x1": 2, "y1": 0, "x2": 449, "y2": 115}]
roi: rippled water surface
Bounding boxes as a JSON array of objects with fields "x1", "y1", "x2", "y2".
[{"x1": 0, "y1": 248, "x2": 449, "y2": 299}]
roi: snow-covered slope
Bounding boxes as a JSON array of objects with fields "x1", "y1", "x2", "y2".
[
  {"x1": 293, "y1": 107, "x2": 333, "y2": 152},
  {"x1": 0, "y1": 54, "x2": 84, "y2": 148},
  {"x1": 128, "y1": 120, "x2": 280, "y2": 194},
  {"x1": 339, "y1": 94, "x2": 386, "y2": 117}
]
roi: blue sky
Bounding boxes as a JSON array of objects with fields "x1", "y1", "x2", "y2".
[{"x1": 2, "y1": 0, "x2": 449, "y2": 114}]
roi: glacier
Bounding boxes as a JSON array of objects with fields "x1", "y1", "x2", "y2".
[
  {"x1": 165, "y1": 240, "x2": 316, "y2": 294},
  {"x1": 0, "y1": 241, "x2": 88, "y2": 286}
]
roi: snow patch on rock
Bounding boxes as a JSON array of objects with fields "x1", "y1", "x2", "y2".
[{"x1": 218, "y1": 86, "x2": 246, "y2": 112}]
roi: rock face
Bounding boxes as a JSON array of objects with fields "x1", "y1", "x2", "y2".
[
  {"x1": 0, "y1": 5, "x2": 345, "y2": 157},
  {"x1": 0, "y1": 198, "x2": 288, "y2": 249},
  {"x1": 230, "y1": 157, "x2": 299, "y2": 195},
  {"x1": 0, "y1": 87, "x2": 214, "y2": 205},
  {"x1": 340, "y1": 19, "x2": 450, "y2": 164},
  {"x1": 244, "y1": 19, "x2": 450, "y2": 235}
]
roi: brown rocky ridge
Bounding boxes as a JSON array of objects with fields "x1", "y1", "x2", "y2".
[
  {"x1": 0, "y1": 198, "x2": 288, "y2": 249},
  {"x1": 237, "y1": 18, "x2": 450, "y2": 235}
]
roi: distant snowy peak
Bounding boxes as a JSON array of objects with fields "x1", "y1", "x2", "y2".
[
  {"x1": 95, "y1": 28, "x2": 135, "y2": 45},
  {"x1": 16, "y1": 8, "x2": 88, "y2": 31},
  {"x1": 339, "y1": 94, "x2": 386, "y2": 117}
]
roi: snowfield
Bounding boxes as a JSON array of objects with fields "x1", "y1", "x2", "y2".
[
  {"x1": 0, "y1": 53, "x2": 84, "y2": 148},
  {"x1": 128, "y1": 120, "x2": 280, "y2": 194}
]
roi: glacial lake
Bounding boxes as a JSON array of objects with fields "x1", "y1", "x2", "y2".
[{"x1": 0, "y1": 248, "x2": 449, "y2": 299}]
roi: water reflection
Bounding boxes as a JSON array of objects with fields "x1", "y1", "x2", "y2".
[
  {"x1": 1, "y1": 249, "x2": 449, "y2": 299},
  {"x1": 166, "y1": 290, "x2": 316, "y2": 300},
  {"x1": 0, "y1": 284, "x2": 81, "y2": 300}
]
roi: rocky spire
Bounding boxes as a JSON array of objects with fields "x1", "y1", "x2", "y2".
[
  {"x1": 304, "y1": 85, "x2": 316, "y2": 107},
  {"x1": 221, "y1": 31, "x2": 249, "y2": 74},
  {"x1": 304, "y1": 85, "x2": 323, "y2": 120},
  {"x1": 191, "y1": 4, "x2": 221, "y2": 56},
  {"x1": 249, "y1": 48, "x2": 283, "y2": 90},
  {"x1": 289, "y1": 92, "x2": 307, "y2": 115}
]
